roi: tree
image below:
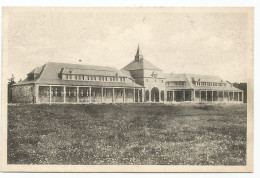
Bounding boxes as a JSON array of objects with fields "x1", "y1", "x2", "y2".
[
  {"x1": 8, "y1": 74, "x2": 16, "y2": 103},
  {"x1": 233, "y1": 82, "x2": 247, "y2": 103}
]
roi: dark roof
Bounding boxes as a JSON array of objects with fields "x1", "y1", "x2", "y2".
[
  {"x1": 122, "y1": 58, "x2": 161, "y2": 71},
  {"x1": 165, "y1": 73, "x2": 242, "y2": 91},
  {"x1": 14, "y1": 62, "x2": 143, "y2": 88}
]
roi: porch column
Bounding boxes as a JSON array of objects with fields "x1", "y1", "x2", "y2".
[
  {"x1": 164, "y1": 90, "x2": 166, "y2": 103},
  {"x1": 233, "y1": 91, "x2": 235, "y2": 101},
  {"x1": 138, "y1": 89, "x2": 140, "y2": 102},
  {"x1": 104, "y1": 88, "x2": 107, "y2": 103},
  {"x1": 242, "y1": 91, "x2": 244, "y2": 103},
  {"x1": 206, "y1": 90, "x2": 208, "y2": 102},
  {"x1": 49, "y1": 86, "x2": 52, "y2": 103},
  {"x1": 123, "y1": 88, "x2": 125, "y2": 103},
  {"x1": 101, "y1": 87, "x2": 103, "y2": 102},
  {"x1": 200, "y1": 90, "x2": 202, "y2": 102},
  {"x1": 76, "y1": 86, "x2": 79, "y2": 103},
  {"x1": 63, "y1": 86, "x2": 66, "y2": 103},
  {"x1": 142, "y1": 89, "x2": 145, "y2": 103},
  {"x1": 238, "y1": 92, "x2": 240, "y2": 102},
  {"x1": 159, "y1": 89, "x2": 161, "y2": 102},
  {"x1": 183, "y1": 90, "x2": 185, "y2": 101},
  {"x1": 112, "y1": 88, "x2": 115, "y2": 103},
  {"x1": 217, "y1": 91, "x2": 219, "y2": 101},
  {"x1": 193, "y1": 90, "x2": 195, "y2": 101},
  {"x1": 149, "y1": 89, "x2": 152, "y2": 102},
  {"x1": 132, "y1": 88, "x2": 135, "y2": 102},
  {"x1": 34, "y1": 84, "x2": 39, "y2": 103},
  {"x1": 89, "y1": 86, "x2": 92, "y2": 103},
  {"x1": 228, "y1": 91, "x2": 230, "y2": 101},
  {"x1": 172, "y1": 91, "x2": 175, "y2": 102}
]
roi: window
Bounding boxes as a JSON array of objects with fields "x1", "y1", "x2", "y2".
[
  {"x1": 66, "y1": 75, "x2": 69, "y2": 80},
  {"x1": 51, "y1": 87, "x2": 61, "y2": 96},
  {"x1": 162, "y1": 80, "x2": 164, "y2": 83}
]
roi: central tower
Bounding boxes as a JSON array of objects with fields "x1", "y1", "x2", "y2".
[
  {"x1": 134, "y1": 45, "x2": 144, "y2": 62},
  {"x1": 121, "y1": 45, "x2": 166, "y2": 102}
]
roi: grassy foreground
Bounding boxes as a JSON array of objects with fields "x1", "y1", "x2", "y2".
[{"x1": 8, "y1": 103, "x2": 247, "y2": 165}]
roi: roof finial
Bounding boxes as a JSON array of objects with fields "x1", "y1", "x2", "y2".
[{"x1": 135, "y1": 44, "x2": 143, "y2": 61}]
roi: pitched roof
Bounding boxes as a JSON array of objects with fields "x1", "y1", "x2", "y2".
[
  {"x1": 122, "y1": 45, "x2": 161, "y2": 71},
  {"x1": 14, "y1": 62, "x2": 143, "y2": 88},
  {"x1": 28, "y1": 66, "x2": 44, "y2": 75},
  {"x1": 165, "y1": 73, "x2": 242, "y2": 91},
  {"x1": 61, "y1": 67, "x2": 126, "y2": 77},
  {"x1": 165, "y1": 73, "x2": 194, "y2": 89},
  {"x1": 186, "y1": 74, "x2": 224, "y2": 83},
  {"x1": 120, "y1": 69, "x2": 134, "y2": 79},
  {"x1": 122, "y1": 58, "x2": 161, "y2": 71}
]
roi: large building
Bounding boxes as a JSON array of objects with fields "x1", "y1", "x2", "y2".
[{"x1": 11, "y1": 46, "x2": 243, "y2": 103}]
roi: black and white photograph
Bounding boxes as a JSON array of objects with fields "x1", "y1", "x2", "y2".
[{"x1": 1, "y1": 7, "x2": 254, "y2": 172}]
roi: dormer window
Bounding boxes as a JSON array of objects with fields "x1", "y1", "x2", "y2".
[{"x1": 27, "y1": 73, "x2": 35, "y2": 81}]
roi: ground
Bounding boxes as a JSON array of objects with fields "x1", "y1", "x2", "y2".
[{"x1": 7, "y1": 103, "x2": 247, "y2": 165}]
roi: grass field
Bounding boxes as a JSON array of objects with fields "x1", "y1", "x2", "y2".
[{"x1": 7, "y1": 103, "x2": 247, "y2": 165}]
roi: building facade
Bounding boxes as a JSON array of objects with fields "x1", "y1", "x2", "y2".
[{"x1": 11, "y1": 46, "x2": 243, "y2": 103}]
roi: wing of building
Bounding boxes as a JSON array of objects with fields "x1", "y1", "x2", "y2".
[
  {"x1": 11, "y1": 46, "x2": 243, "y2": 103},
  {"x1": 11, "y1": 62, "x2": 144, "y2": 103}
]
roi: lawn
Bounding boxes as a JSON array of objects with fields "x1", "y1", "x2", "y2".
[{"x1": 7, "y1": 103, "x2": 247, "y2": 165}]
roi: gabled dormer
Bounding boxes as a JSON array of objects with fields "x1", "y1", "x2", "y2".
[{"x1": 27, "y1": 67, "x2": 42, "y2": 81}]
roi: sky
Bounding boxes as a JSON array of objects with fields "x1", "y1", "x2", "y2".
[{"x1": 3, "y1": 7, "x2": 253, "y2": 83}]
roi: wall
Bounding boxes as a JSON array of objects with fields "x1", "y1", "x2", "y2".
[{"x1": 11, "y1": 85, "x2": 34, "y2": 103}]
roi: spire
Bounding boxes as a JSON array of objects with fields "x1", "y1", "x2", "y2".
[{"x1": 135, "y1": 44, "x2": 144, "y2": 62}]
